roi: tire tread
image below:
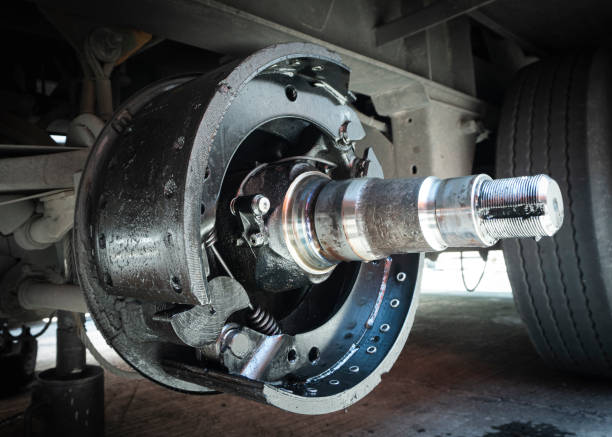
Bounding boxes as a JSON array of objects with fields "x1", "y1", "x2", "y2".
[{"x1": 497, "y1": 51, "x2": 612, "y2": 376}]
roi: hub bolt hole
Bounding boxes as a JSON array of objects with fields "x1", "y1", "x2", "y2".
[
  {"x1": 287, "y1": 348, "x2": 297, "y2": 363},
  {"x1": 170, "y1": 275, "x2": 182, "y2": 293},
  {"x1": 308, "y1": 347, "x2": 320, "y2": 364},
  {"x1": 285, "y1": 85, "x2": 298, "y2": 102}
]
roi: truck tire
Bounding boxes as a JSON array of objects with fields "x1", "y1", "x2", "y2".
[{"x1": 496, "y1": 49, "x2": 612, "y2": 377}]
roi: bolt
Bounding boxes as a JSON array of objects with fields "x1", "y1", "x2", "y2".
[
  {"x1": 249, "y1": 233, "x2": 266, "y2": 247},
  {"x1": 476, "y1": 175, "x2": 563, "y2": 240},
  {"x1": 251, "y1": 195, "x2": 270, "y2": 216}
]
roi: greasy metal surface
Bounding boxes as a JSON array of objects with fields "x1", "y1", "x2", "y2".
[
  {"x1": 74, "y1": 43, "x2": 413, "y2": 405},
  {"x1": 315, "y1": 178, "x2": 432, "y2": 259},
  {"x1": 210, "y1": 73, "x2": 364, "y2": 290},
  {"x1": 309, "y1": 173, "x2": 564, "y2": 261},
  {"x1": 280, "y1": 171, "x2": 334, "y2": 275},
  {"x1": 357, "y1": 179, "x2": 433, "y2": 256},
  {"x1": 91, "y1": 71, "x2": 215, "y2": 305},
  {"x1": 311, "y1": 179, "x2": 357, "y2": 261},
  {"x1": 74, "y1": 74, "x2": 214, "y2": 393},
  {"x1": 76, "y1": 74, "x2": 200, "y2": 303},
  {"x1": 82, "y1": 43, "x2": 359, "y2": 305},
  {"x1": 417, "y1": 176, "x2": 447, "y2": 251},
  {"x1": 434, "y1": 174, "x2": 495, "y2": 247},
  {"x1": 174, "y1": 253, "x2": 421, "y2": 414},
  {"x1": 162, "y1": 360, "x2": 266, "y2": 403},
  {"x1": 168, "y1": 277, "x2": 250, "y2": 347}
]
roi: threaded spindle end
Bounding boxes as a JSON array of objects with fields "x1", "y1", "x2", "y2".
[{"x1": 477, "y1": 174, "x2": 563, "y2": 240}]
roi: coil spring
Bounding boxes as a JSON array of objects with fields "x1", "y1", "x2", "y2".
[{"x1": 248, "y1": 306, "x2": 281, "y2": 335}]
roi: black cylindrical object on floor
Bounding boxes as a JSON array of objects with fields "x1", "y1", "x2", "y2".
[{"x1": 30, "y1": 365, "x2": 104, "y2": 437}]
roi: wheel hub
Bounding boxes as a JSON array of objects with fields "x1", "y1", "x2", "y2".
[{"x1": 74, "y1": 42, "x2": 563, "y2": 414}]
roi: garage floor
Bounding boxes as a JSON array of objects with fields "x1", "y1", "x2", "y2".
[{"x1": 1, "y1": 293, "x2": 612, "y2": 437}]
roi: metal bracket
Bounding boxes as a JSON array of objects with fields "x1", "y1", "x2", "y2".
[{"x1": 166, "y1": 276, "x2": 251, "y2": 348}]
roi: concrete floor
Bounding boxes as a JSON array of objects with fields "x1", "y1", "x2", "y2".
[{"x1": 2, "y1": 293, "x2": 612, "y2": 437}]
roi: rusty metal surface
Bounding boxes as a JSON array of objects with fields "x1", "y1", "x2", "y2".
[
  {"x1": 314, "y1": 178, "x2": 429, "y2": 259},
  {"x1": 168, "y1": 277, "x2": 250, "y2": 347}
]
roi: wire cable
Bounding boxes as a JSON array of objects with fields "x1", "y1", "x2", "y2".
[
  {"x1": 31, "y1": 312, "x2": 56, "y2": 338},
  {"x1": 71, "y1": 312, "x2": 141, "y2": 379},
  {"x1": 460, "y1": 251, "x2": 488, "y2": 292}
]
